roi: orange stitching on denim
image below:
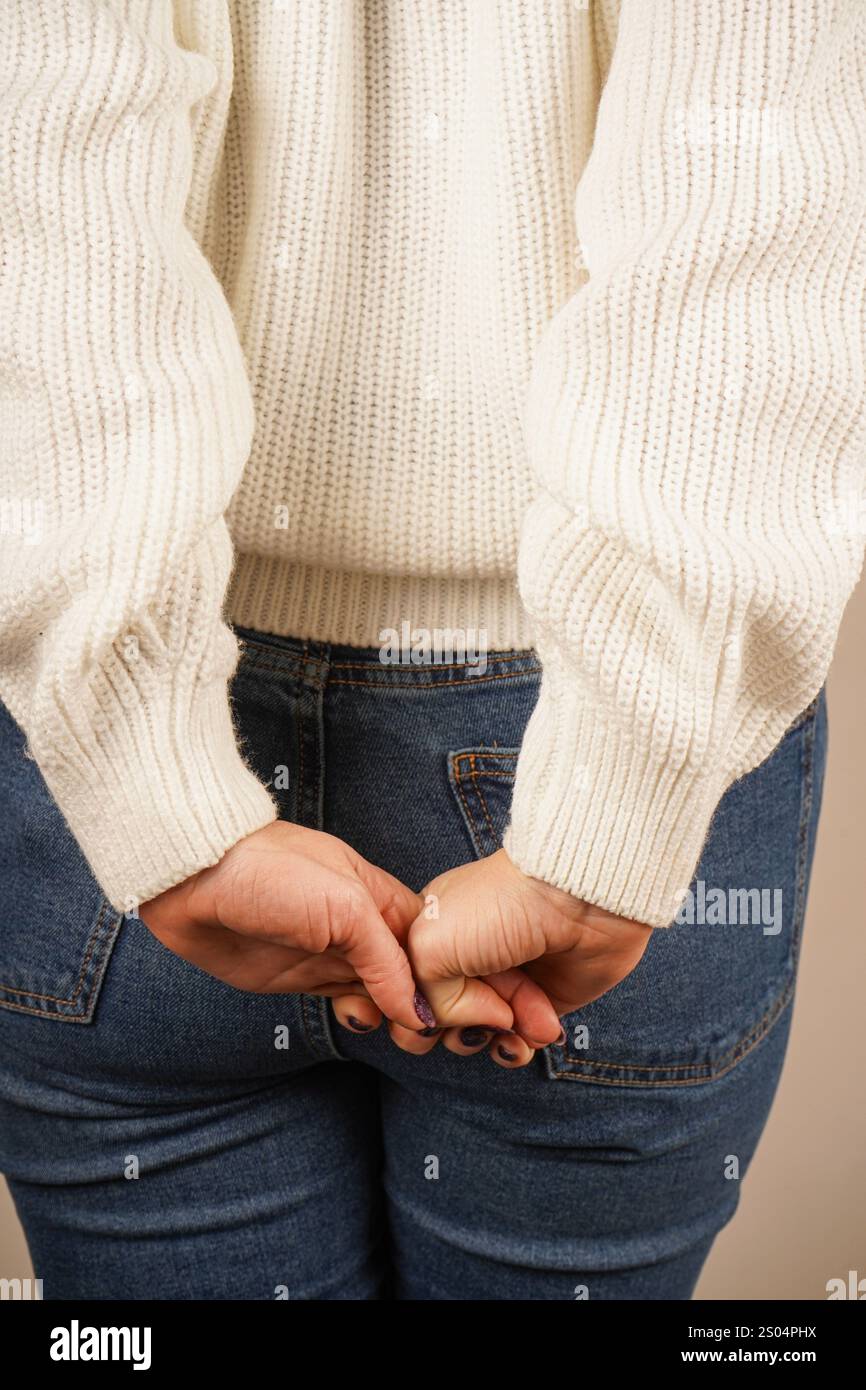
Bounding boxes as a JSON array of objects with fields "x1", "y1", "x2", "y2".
[
  {"x1": 0, "y1": 1000, "x2": 95, "y2": 1022},
  {"x1": 450, "y1": 753, "x2": 482, "y2": 852},
  {"x1": 452, "y1": 751, "x2": 518, "y2": 764},
  {"x1": 330, "y1": 651, "x2": 536, "y2": 672},
  {"x1": 550, "y1": 983, "x2": 794, "y2": 1086},
  {"x1": 238, "y1": 635, "x2": 537, "y2": 675},
  {"x1": 237, "y1": 638, "x2": 541, "y2": 686},
  {"x1": 328, "y1": 669, "x2": 540, "y2": 690},
  {"x1": 457, "y1": 770, "x2": 515, "y2": 779},
  {"x1": 558, "y1": 978, "x2": 792, "y2": 1075},
  {"x1": 236, "y1": 651, "x2": 327, "y2": 690},
  {"x1": 238, "y1": 636, "x2": 327, "y2": 665},
  {"x1": 468, "y1": 753, "x2": 499, "y2": 842},
  {"x1": 0, "y1": 900, "x2": 114, "y2": 1006},
  {"x1": 237, "y1": 656, "x2": 540, "y2": 690},
  {"x1": 452, "y1": 752, "x2": 518, "y2": 852}
]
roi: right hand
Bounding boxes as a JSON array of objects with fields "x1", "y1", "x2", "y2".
[{"x1": 138, "y1": 822, "x2": 463, "y2": 1033}]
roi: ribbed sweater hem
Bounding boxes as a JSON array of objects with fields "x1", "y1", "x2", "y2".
[{"x1": 226, "y1": 553, "x2": 537, "y2": 652}]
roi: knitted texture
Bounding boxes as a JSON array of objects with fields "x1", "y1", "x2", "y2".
[{"x1": 1, "y1": 1, "x2": 865, "y2": 923}]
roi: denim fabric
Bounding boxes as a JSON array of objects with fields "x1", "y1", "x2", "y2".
[{"x1": 0, "y1": 628, "x2": 827, "y2": 1300}]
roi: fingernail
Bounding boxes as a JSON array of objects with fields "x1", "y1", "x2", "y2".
[
  {"x1": 459, "y1": 1027, "x2": 492, "y2": 1048},
  {"x1": 413, "y1": 990, "x2": 436, "y2": 1029},
  {"x1": 497, "y1": 1044, "x2": 519, "y2": 1062},
  {"x1": 418, "y1": 1026, "x2": 442, "y2": 1037},
  {"x1": 346, "y1": 1015, "x2": 374, "y2": 1032},
  {"x1": 556, "y1": 1026, "x2": 567, "y2": 1046}
]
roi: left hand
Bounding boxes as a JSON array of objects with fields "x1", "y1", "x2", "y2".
[{"x1": 332, "y1": 849, "x2": 653, "y2": 1067}]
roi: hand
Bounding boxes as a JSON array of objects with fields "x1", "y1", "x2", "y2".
[
  {"x1": 332, "y1": 849, "x2": 652, "y2": 1066},
  {"x1": 138, "y1": 822, "x2": 441, "y2": 1032}
]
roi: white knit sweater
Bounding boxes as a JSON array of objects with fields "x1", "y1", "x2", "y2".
[{"x1": 1, "y1": 1, "x2": 865, "y2": 927}]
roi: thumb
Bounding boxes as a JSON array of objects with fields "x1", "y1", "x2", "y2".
[
  {"x1": 408, "y1": 911, "x2": 514, "y2": 1033},
  {"x1": 415, "y1": 970, "x2": 515, "y2": 1033}
]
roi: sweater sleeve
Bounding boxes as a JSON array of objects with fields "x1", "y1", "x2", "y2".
[
  {"x1": 503, "y1": 0, "x2": 866, "y2": 928},
  {"x1": 0, "y1": 0, "x2": 276, "y2": 912}
]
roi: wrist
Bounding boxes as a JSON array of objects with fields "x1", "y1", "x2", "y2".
[{"x1": 507, "y1": 851, "x2": 649, "y2": 938}]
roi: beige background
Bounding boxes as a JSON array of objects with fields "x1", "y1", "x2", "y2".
[{"x1": 2, "y1": 583, "x2": 864, "y2": 1299}]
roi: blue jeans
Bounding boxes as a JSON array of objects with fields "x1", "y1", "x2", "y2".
[{"x1": 0, "y1": 628, "x2": 827, "y2": 1300}]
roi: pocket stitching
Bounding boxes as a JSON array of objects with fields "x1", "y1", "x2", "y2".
[
  {"x1": 0, "y1": 900, "x2": 121, "y2": 1021},
  {"x1": 450, "y1": 749, "x2": 519, "y2": 857},
  {"x1": 548, "y1": 979, "x2": 794, "y2": 1085},
  {"x1": 470, "y1": 753, "x2": 499, "y2": 844}
]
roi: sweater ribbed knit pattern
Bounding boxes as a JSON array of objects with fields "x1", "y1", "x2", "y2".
[{"x1": 1, "y1": 1, "x2": 865, "y2": 926}]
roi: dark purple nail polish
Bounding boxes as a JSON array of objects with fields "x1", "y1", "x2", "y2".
[
  {"x1": 413, "y1": 990, "x2": 436, "y2": 1029},
  {"x1": 347, "y1": 1015, "x2": 374, "y2": 1032},
  {"x1": 418, "y1": 1026, "x2": 442, "y2": 1037},
  {"x1": 459, "y1": 1027, "x2": 491, "y2": 1048},
  {"x1": 497, "y1": 1044, "x2": 519, "y2": 1062}
]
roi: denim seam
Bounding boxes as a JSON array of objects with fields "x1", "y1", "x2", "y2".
[
  {"x1": 296, "y1": 642, "x2": 307, "y2": 812},
  {"x1": 549, "y1": 979, "x2": 795, "y2": 1084},
  {"x1": 451, "y1": 750, "x2": 518, "y2": 853},
  {"x1": 451, "y1": 755, "x2": 485, "y2": 856},
  {"x1": 329, "y1": 651, "x2": 537, "y2": 672},
  {"x1": 0, "y1": 902, "x2": 121, "y2": 1021},
  {"x1": 451, "y1": 752, "x2": 519, "y2": 855},
  {"x1": 237, "y1": 633, "x2": 328, "y2": 666},
  {"x1": 470, "y1": 753, "x2": 498, "y2": 843},
  {"x1": 0, "y1": 899, "x2": 111, "y2": 1004},
  {"x1": 547, "y1": 991, "x2": 795, "y2": 1086},
  {"x1": 790, "y1": 695, "x2": 818, "y2": 962},
  {"x1": 299, "y1": 992, "x2": 320, "y2": 1053},
  {"x1": 238, "y1": 655, "x2": 541, "y2": 689},
  {"x1": 328, "y1": 670, "x2": 541, "y2": 690},
  {"x1": 237, "y1": 644, "x2": 541, "y2": 688},
  {"x1": 236, "y1": 650, "x2": 328, "y2": 690},
  {"x1": 238, "y1": 636, "x2": 536, "y2": 675}
]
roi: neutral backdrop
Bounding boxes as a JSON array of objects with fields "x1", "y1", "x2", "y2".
[{"x1": 2, "y1": 580, "x2": 864, "y2": 1300}]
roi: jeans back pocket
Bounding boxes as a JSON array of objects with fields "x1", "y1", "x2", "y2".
[
  {"x1": 0, "y1": 702, "x2": 122, "y2": 1021},
  {"x1": 447, "y1": 693, "x2": 827, "y2": 1086},
  {"x1": 448, "y1": 747, "x2": 521, "y2": 857}
]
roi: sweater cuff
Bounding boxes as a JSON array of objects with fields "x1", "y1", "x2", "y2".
[
  {"x1": 34, "y1": 674, "x2": 277, "y2": 913},
  {"x1": 502, "y1": 671, "x2": 726, "y2": 929}
]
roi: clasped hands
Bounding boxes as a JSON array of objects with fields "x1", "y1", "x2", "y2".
[{"x1": 140, "y1": 822, "x2": 652, "y2": 1070}]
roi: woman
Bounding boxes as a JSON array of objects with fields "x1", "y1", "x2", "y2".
[{"x1": 0, "y1": 0, "x2": 861, "y2": 1299}]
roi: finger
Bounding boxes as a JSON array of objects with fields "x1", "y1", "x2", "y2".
[
  {"x1": 480, "y1": 968, "x2": 561, "y2": 1047},
  {"x1": 332, "y1": 994, "x2": 383, "y2": 1034},
  {"x1": 488, "y1": 1031, "x2": 536, "y2": 1069},
  {"x1": 414, "y1": 973, "x2": 514, "y2": 1035},
  {"x1": 342, "y1": 897, "x2": 432, "y2": 1032},
  {"x1": 354, "y1": 861, "x2": 425, "y2": 947},
  {"x1": 441, "y1": 1025, "x2": 498, "y2": 1056},
  {"x1": 386, "y1": 1019, "x2": 443, "y2": 1055}
]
